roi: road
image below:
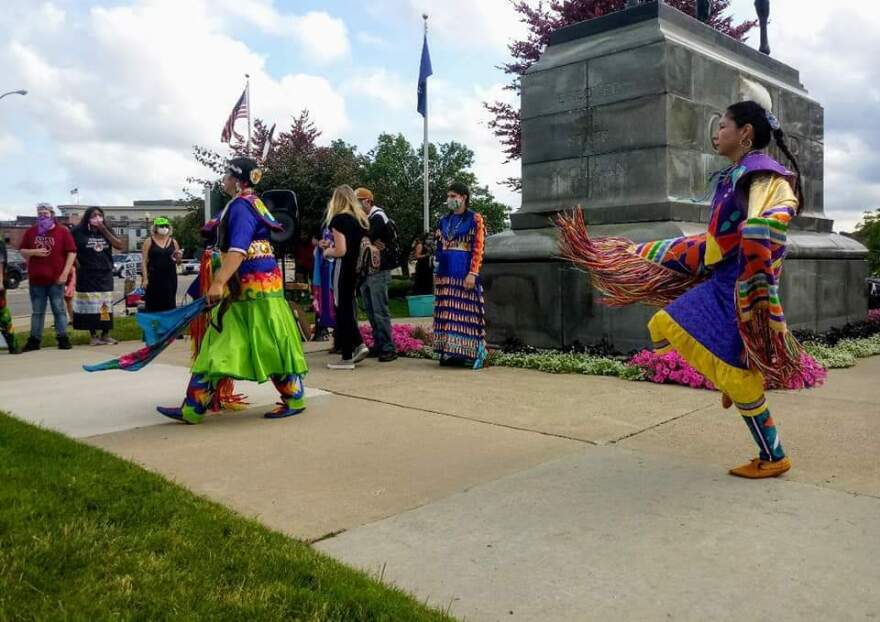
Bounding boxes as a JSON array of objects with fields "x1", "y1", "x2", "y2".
[{"x1": 5, "y1": 274, "x2": 198, "y2": 320}]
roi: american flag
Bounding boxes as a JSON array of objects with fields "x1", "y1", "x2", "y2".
[{"x1": 220, "y1": 88, "x2": 248, "y2": 143}]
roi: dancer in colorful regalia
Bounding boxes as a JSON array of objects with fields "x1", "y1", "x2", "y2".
[
  {"x1": 433, "y1": 182, "x2": 487, "y2": 369},
  {"x1": 155, "y1": 157, "x2": 308, "y2": 423},
  {"x1": 0, "y1": 237, "x2": 17, "y2": 354},
  {"x1": 557, "y1": 100, "x2": 805, "y2": 479}
]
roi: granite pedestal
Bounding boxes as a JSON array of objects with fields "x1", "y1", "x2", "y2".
[{"x1": 484, "y1": 1, "x2": 868, "y2": 351}]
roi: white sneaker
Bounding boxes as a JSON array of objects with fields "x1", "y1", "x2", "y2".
[
  {"x1": 352, "y1": 344, "x2": 369, "y2": 364},
  {"x1": 327, "y1": 358, "x2": 355, "y2": 370}
]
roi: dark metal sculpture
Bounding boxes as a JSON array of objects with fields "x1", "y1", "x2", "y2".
[
  {"x1": 755, "y1": 0, "x2": 771, "y2": 55},
  {"x1": 696, "y1": 0, "x2": 711, "y2": 22}
]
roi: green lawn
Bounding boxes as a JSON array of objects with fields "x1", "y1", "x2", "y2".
[
  {"x1": 40, "y1": 315, "x2": 143, "y2": 347},
  {"x1": 0, "y1": 413, "x2": 453, "y2": 621}
]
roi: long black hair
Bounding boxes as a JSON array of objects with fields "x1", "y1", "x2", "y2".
[
  {"x1": 76, "y1": 206, "x2": 105, "y2": 233},
  {"x1": 726, "y1": 100, "x2": 804, "y2": 212}
]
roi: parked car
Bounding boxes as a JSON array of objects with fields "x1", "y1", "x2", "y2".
[
  {"x1": 3, "y1": 249, "x2": 27, "y2": 289},
  {"x1": 115, "y1": 253, "x2": 143, "y2": 278},
  {"x1": 179, "y1": 259, "x2": 200, "y2": 275}
]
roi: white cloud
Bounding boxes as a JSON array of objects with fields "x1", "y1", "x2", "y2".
[
  {"x1": 0, "y1": 0, "x2": 350, "y2": 205},
  {"x1": 291, "y1": 12, "x2": 350, "y2": 64},
  {"x1": 430, "y1": 80, "x2": 520, "y2": 207},
  {"x1": 402, "y1": 0, "x2": 531, "y2": 50},
  {"x1": 217, "y1": 1, "x2": 350, "y2": 64},
  {"x1": 731, "y1": 0, "x2": 880, "y2": 231},
  {"x1": 346, "y1": 69, "x2": 411, "y2": 111},
  {"x1": 0, "y1": 134, "x2": 22, "y2": 159},
  {"x1": 356, "y1": 31, "x2": 389, "y2": 47}
]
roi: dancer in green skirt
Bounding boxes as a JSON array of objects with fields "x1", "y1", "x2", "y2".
[{"x1": 157, "y1": 157, "x2": 309, "y2": 423}]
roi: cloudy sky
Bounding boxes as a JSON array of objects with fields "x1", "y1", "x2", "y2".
[{"x1": 0, "y1": 0, "x2": 876, "y2": 232}]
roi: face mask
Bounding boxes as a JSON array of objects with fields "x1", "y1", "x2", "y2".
[
  {"x1": 90, "y1": 215, "x2": 103, "y2": 227},
  {"x1": 36, "y1": 215, "x2": 55, "y2": 234},
  {"x1": 447, "y1": 198, "x2": 461, "y2": 211},
  {"x1": 156, "y1": 227, "x2": 170, "y2": 235}
]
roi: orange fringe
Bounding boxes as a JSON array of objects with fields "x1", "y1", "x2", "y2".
[
  {"x1": 555, "y1": 210, "x2": 703, "y2": 308},
  {"x1": 738, "y1": 307, "x2": 803, "y2": 387},
  {"x1": 190, "y1": 249, "x2": 248, "y2": 411}
]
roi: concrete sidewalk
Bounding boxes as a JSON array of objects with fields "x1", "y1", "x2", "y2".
[{"x1": 1, "y1": 342, "x2": 878, "y2": 620}]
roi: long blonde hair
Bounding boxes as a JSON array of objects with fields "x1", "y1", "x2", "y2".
[{"x1": 324, "y1": 185, "x2": 369, "y2": 230}]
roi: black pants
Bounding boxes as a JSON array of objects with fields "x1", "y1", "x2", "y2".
[{"x1": 334, "y1": 272, "x2": 362, "y2": 360}]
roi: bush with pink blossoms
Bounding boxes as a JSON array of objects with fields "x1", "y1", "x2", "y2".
[
  {"x1": 627, "y1": 349, "x2": 827, "y2": 391},
  {"x1": 779, "y1": 352, "x2": 828, "y2": 390},
  {"x1": 627, "y1": 350, "x2": 715, "y2": 390},
  {"x1": 359, "y1": 323, "x2": 427, "y2": 355}
]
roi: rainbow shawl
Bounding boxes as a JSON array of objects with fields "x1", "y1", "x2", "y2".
[
  {"x1": 557, "y1": 152, "x2": 802, "y2": 385},
  {"x1": 84, "y1": 298, "x2": 208, "y2": 372},
  {"x1": 238, "y1": 193, "x2": 283, "y2": 232}
]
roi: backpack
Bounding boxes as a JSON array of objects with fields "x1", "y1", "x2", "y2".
[
  {"x1": 356, "y1": 235, "x2": 380, "y2": 280},
  {"x1": 370, "y1": 207, "x2": 401, "y2": 269}
]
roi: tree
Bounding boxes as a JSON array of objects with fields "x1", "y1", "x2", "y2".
[
  {"x1": 853, "y1": 209, "x2": 880, "y2": 276},
  {"x1": 170, "y1": 202, "x2": 205, "y2": 260},
  {"x1": 486, "y1": 0, "x2": 757, "y2": 190},
  {"x1": 188, "y1": 116, "x2": 512, "y2": 262},
  {"x1": 360, "y1": 134, "x2": 511, "y2": 253},
  {"x1": 189, "y1": 111, "x2": 367, "y2": 240}
]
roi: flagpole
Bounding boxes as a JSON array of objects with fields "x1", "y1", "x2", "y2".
[
  {"x1": 245, "y1": 73, "x2": 252, "y2": 153},
  {"x1": 422, "y1": 14, "x2": 429, "y2": 234}
]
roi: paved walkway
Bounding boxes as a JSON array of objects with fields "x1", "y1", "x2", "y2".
[{"x1": 1, "y1": 341, "x2": 878, "y2": 620}]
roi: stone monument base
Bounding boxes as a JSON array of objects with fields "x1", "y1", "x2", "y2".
[{"x1": 483, "y1": 218, "x2": 869, "y2": 352}]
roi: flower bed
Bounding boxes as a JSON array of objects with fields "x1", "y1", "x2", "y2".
[
  {"x1": 377, "y1": 316, "x2": 879, "y2": 393},
  {"x1": 359, "y1": 323, "x2": 429, "y2": 355},
  {"x1": 625, "y1": 350, "x2": 828, "y2": 391}
]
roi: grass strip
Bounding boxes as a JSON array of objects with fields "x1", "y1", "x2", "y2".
[{"x1": 0, "y1": 413, "x2": 452, "y2": 621}]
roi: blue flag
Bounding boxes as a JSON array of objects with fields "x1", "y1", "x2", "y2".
[{"x1": 417, "y1": 34, "x2": 432, "y2": 117}]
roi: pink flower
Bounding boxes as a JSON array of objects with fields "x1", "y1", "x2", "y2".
[
  {"x1": 629, "y1": 349, "x2": 827, "y2": 392},
  {"x1": 359, "y1": 323, "x2": 426, "y2": 355}
]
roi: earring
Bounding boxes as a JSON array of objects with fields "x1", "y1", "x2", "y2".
[{"x1": 740, "y1": 138, "x2": 753, "y2": 150}]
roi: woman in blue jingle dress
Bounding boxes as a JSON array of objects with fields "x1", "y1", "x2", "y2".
[{"x1": 433, "y1": 182, "x2": 487, "y2": 369}]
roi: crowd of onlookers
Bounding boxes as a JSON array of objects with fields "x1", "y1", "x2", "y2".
[
  {"x1": 0, "y1": 191, "x2": 426, "y2": 361},
  {"x1": 0, "y1": 203, "x2": 182, "y2": 354}
]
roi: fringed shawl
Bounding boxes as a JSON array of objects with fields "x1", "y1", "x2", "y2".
[{"x1": 556, "y1": 153, "x2": 803, "y2": 386}]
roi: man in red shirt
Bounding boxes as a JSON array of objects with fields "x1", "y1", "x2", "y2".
[{"x1": 18, "y1": 203, "x2": 77, "y2": 351}]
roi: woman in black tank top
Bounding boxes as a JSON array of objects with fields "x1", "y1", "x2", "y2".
[{"x1": 142, "y1": 217, "x2": 181, "y2": 312}]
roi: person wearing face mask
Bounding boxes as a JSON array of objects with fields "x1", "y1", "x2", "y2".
[
  {"x1": 72, "y1": 206, "x2": 127, "y2": 345},
  {"x1": 141, "y1": 217, "x2": 182, "y2": 312},
  {"x1": 18, "y1": 203, "x2": 77, "y2": 352},
  {"x1": 432, "y1": 182, "x2": 487, "y2": 369}
]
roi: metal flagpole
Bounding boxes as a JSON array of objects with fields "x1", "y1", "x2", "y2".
[
  {"x1": 245, "y1": 73, "x2": 252, "y2": 152},
  {"x1": 422, "y1": 15, "x2": 429, "y2": 233}
]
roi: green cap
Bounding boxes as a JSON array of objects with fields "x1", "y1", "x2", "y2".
[{"x1": 153, "y1": 217, "x2": 171, "y2": 227}]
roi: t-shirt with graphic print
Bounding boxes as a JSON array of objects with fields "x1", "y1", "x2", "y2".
[{"x1": 19, "y1": 224, "x2": 77, "y2": 286}]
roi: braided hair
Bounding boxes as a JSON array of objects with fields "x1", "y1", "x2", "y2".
[{"x1": 726, "y1": 100, "x2": 804, "y2": 213}]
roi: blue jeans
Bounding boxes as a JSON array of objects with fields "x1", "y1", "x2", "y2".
[
  {"x1": 29, "y1": 283, "x2": 68, "y2": 340},
  {"x1": 359, "y1": 270, "x2": 394, "y2": 355}
]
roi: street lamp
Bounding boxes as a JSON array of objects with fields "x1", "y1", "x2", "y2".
[{"x1": 0, "y1": 89, "x2": 27, "y2": 101}]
